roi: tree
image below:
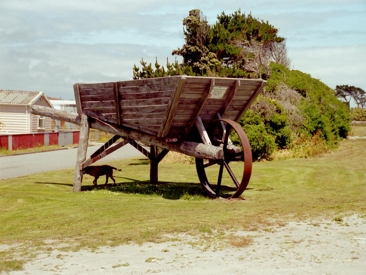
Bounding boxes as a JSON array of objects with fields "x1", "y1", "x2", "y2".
[
  {"x1": 335, "y1": 85, "x2": 366, "y2": 108},
  {"x1": 208, "y1": 10, "x2": 285, "y2": 78},
  {"x1": 134, "y1": 9, "x2": 288, "y2": 79},
  {"x1": 172, "y1": 9, "x2": 221, "y2": 75},
  {"x1": 270, "y1": 40, "x2": 291, "y2": 68}
]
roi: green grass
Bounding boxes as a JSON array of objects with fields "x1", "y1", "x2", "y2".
[
  {"x1": 0, "y1": 139, "x2": 365, "y2": 272},
  {"x1": 351, "y1": 125, "x2": 366, "y2": 136},
  {"x1": 0, "y1": 144, "x2": 70, "y2": 156}
]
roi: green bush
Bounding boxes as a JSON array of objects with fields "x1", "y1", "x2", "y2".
[
  {"x1": 299, "y1": 80, "x2": 351, "y2": 143},
  {"x1": 351, "y1": 107, "x2": 366, "y2": 121},
  {"x1": 238, "y1": 109, "x2": 276, "y2": 160},
  {"x1": 248, "y1": 96, "x2": 292, "y2": 149},
  {"x1": 268, "y1": 62, "x2": 351, "y2": 144}
]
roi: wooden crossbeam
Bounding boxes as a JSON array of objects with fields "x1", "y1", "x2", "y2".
[
  {"x1": 114, "y1": 82, "x2": 122, "y2": 125},
  {"x1": 81, "y1": 138, "x2": 131, "y2": 169},
  {"x1": 128, "y1": 140, "x2": 150, "y2": 157},
  {"x1": 220, "y1": 79, "x2": 240, "y2": 117},
  {"x1": 195, "y1": 116, "x2": 212, "y2": 145},
  {"x1": 90, "y1": 135, "x2": 122, "y2": 159},
  {"x1": 73, "y1": 83, "x2": 83, "y2": 115},
  {"x1": 157, "y1": 76, "x2": 186, "y2": 138},
  {"x1": 235, "y1": 81, "x2": 266, "y2": 121}
]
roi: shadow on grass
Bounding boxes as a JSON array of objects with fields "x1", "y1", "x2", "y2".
[
  {"x1": 35, "y1": 178, "x2": 246, "y2": 200},
  {"x1": 110, "y1": 179, "x2": 207, "y2": 200}
]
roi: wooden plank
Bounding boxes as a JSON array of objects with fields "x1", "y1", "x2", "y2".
[
  {"x1": 120, "y1": 97, "x2": 170, "y2": 107},
  {"x1": 78, "y1": 82, "x2": 115, "y2": 90},
  {"x1": 119, "y1": 84, "x2": 175, "y2": 94},
  {"x1": 220, "y1": 80, "x2": 239, "y2": 117},
  {"x1": 234, "y1": 81, "x2": 266, "y2": 121},
  {"x1": 79, "y1": 93, "x2": 116, "y2": 101},
  {"x1": 118, "y1": 76, "x2": 180, "y2": 88},
  {"x1": 73, "y1": 84, "x2": 83, "y2": 115},
  {"x1": 157, "y1": 76, "x2": 186, "y2": 138},
  {"x1": 179, "y1": 93, "x2": 205, "y2": 99},
  {"x1": 120, "y1": 105, "x2": 167, "y2": 114},
  {"x1": 79, "y1": 90, "x2": 114, "y2": 98},
  {"x1": 183, "y1": 79, "x2": 215, "y2": 137},
  {"x1": 119, "y1": 90, "x2": 172, "y2": 100},
  {"x1": 114, "y1": 82, "x2": 122, "y2": 125},
  {"x1": 176, "y1": 98, "x2": 201, "y2": 105},
  {"x1": 120, "y1": 111, "x2": 166, "y2": 120},
  {"x1": 121, "y1": 122, "x2": 158, "y2": 136},
  {"x1": 122, "y1": 118, "x2": 163, "y2": 125},
  {"x1": 82, "y1": 100, "x2": 116, "y2": 109}
]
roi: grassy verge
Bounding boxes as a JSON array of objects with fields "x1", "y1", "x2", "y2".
[
  {"x1": 0, "y1": 139, "x2": 365, "y2": 272},
  {"x1": 350, "y1": 124, "x2": 366, "y2": 136}
]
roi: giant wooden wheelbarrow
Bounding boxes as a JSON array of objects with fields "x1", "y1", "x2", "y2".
[{"x1": 32, "y1": 76, "x2": 266, "y2": 198}]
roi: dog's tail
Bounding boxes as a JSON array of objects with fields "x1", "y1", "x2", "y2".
[{"x1": 112, "y1": 167, "x2": 122, "y2": 171}]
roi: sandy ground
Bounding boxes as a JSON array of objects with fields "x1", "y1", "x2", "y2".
[{"x1": 5, "y1": 214, "x2": 365, "y2": 275}]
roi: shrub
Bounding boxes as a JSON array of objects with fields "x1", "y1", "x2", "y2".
[
  {"x1": 267, "y1": 62, "x2": 351, "y2": 144},
  {"x1": 238, "y1": 109, "x2": 276, "y2": 160},
  {"x1": 351, "y1": 107, "x2": 366, "y2": 121},
  {"x1": 249, "y1": 96, "x2": 291, "y2": 149}
]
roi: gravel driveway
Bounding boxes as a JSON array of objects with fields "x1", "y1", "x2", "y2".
[{"x1": 5, "y1": 215, "x2": 366, "y2": 275}]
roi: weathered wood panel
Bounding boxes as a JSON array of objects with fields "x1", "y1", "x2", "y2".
[{"x1": 73, "y1": 76, "x2": 266, "y2": 140}]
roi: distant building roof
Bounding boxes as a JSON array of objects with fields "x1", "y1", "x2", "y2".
[
  {"x1": 0, "y1": 90, "x2": 53, "y2": 107},
  {"x1": 49, "y1": 99, "x2": 76, "y2": 106}
]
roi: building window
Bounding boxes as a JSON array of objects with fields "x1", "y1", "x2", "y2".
[{"x1": 38, "y1": 116, "x2": 45, "y2": 129}]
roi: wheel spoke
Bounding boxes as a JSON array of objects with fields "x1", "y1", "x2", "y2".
[
  {"x1": 223, "y1": 161, "x2": 240, "y2": 188},
  {"x1": 216, "y1": 160, "x2": 224, "y2": 196},
  {"x1": 204, "y1": 160, "x2": 218, "y2": 168}
]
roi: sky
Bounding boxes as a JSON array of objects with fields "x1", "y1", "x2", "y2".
[{"x1": 1, "y1": 0, "x2": 365, "y2": 100}]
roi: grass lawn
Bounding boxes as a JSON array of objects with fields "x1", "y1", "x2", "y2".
[
  {"x1": 351, "y1": 124, "x2": 366, "y2": 136},
  {"x1": 0, "y1": 139, "x2": 365, "y2": 272}
]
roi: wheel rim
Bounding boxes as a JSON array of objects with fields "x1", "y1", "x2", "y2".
[{"x1": 195, "y1": 119, "x2": 252, "y2": 198}]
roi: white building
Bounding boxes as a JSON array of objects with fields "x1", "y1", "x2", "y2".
[
  {"x1": 49, "y1": 99, "x2": 79, "y2": 131},
  {"x1": 0, "y1": 90, "x2": 53, "y2": 134}
]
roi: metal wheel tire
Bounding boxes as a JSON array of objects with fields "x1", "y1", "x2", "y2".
[{"x1": 195, "y1": 119, "x2": 252, "y2": 198}]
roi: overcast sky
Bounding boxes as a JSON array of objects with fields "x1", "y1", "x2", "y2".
[{"x1": 1, "y1": 0, "x2": 365, "y2": 100}]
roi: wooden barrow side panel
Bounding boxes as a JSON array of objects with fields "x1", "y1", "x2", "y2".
[
  {"x1": 76, "y1": 82, "x2": 118, "y2": 124},
  {"x1": 198, "y1": 78, "x2": 237, "y2": 125},
  {"x1": 73, "y1": 76, "x2": 266, "y2": 141},
  {"x1": 118, "y1": 77, "x2": 181, "y2": 136},
  {"x1": 164, "y1": 77, "x2": 212, "y2": 139},
  {"x1": 223, "y1": 79, "x2": 266, "y2": 121}
]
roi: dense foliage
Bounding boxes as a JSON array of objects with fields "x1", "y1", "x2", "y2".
[
  {"x1": 132, "y1": 9, "x2": 352, "y2": 160},
  {"x1": 351, "y1": 107, "x2": 366, "y2": 121},
  {"x1": 267, "y1": 63, "x2": 351, "y2": 142}
]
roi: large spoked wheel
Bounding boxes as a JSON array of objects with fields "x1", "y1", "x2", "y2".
[{"x1": 195, "y1": 119, "x2": 252, "y2": 199}]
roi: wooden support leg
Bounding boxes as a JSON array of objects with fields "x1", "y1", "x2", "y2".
[
  {"x1": 73, "y1": 114, "x2": 90, "y2": 192},
  {"x1": 150, "y1": 145, "x2": 158, "y2": 185}
]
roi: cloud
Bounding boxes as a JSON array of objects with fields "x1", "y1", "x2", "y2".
[
  {"x1": 0, "y1": 40, "x2": 175, "y2": 99},
  {"x1": 0, "y1": 0, "x2": 365, "y2": 100},
  {"x1": 288, "y1": 45, "x2": 366, "y2": 89}
]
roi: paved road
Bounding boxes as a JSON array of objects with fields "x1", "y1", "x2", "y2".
[{"x1": 0, "y1": 144, "x2": 145, "y2": 180}]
